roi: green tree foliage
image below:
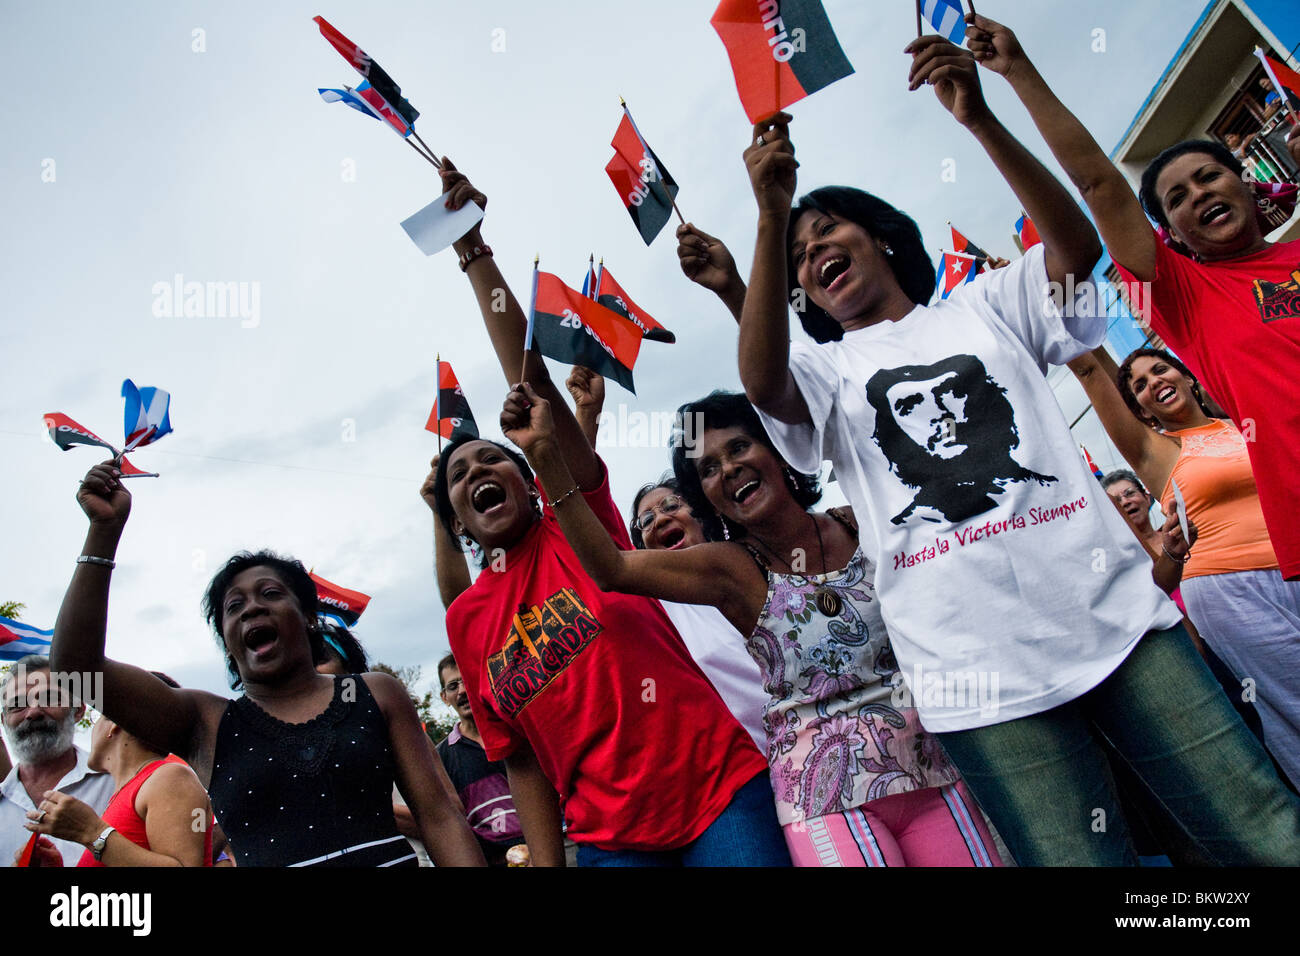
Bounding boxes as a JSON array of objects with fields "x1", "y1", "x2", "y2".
[{"x1": 371, "y1": 662, "x2": 456, "y2": 743}]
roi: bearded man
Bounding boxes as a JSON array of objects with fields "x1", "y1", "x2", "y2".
[{"x1": 1, "y1": 655, "x2": 113, "y2": 866}]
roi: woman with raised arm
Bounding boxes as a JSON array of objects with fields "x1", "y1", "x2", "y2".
[
  {"x1": 49, "y1": 462, "x2": 485, "y2": 867},
  {"x1": 502, "y1": 382, "x2": 1002, "y2": 867},
  {"x1": 431, "y1": 163, "x2": 783, "y2": 867},
  {"x1": 1068, "y1": 343, "x2": 1300, "y2": 787},
  {"x1": 962, "y1": 13, "x2": 1300, "y2": 587},
  {"x1": 734, "y1": 30, "x2": 1300, "y2": 864}
]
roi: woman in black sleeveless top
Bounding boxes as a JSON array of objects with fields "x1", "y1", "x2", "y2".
[{"x1": 48, "y1": 460, "x2": 485, "y2": 867}]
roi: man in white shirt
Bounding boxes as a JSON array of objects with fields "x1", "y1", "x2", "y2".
[{"x1": 1, "y1": 655, "x2": 113, "y2": 866}]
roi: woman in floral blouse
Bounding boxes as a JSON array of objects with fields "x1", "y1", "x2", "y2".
[{"x1": 504, "y1": 384, "x2": 1002, "y2": 866}]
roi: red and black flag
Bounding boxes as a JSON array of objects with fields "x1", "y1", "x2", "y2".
[
  {"x1": 527, "y1": 270, "x2": 644, "y2": 394},
  {"x1": 595, "y1": 264, "x2": 676, "y2": 344},
  {"x1": 43, "y1": 412, "x2": 155, "y2": 476},
  {"x1": 313, "y1": 16, "x2": 420, "y2": 130},
  {"x1": 606, "y1": 111, "x2": 679, "y2": 246},
  {"x1": 711, "y1": 0, "x2": 855, "y2": 123},
  {"x1": 310, "y1": 572, "x2": 371, "y2": 628},
  {"x1": 948, "y1": 223, "x2": 989, "y2": 271},
  {"x1": 425, "y1": 360, "x2": 479, "y2": 442}
]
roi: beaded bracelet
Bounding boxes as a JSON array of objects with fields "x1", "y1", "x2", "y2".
[
  {"x1": 458, "y1": 243, "x2": 493, "y2": 272},
  {"x1": 547, "y1": 486, "x2": 581, "y2": 508}
]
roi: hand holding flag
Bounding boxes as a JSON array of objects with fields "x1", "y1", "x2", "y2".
[
  {"x1": 745, "y1": 112, "x2": 798, "y2": 218},
  {"x1": 75, "y1": 460, "x2": 132, "y2": 527}
]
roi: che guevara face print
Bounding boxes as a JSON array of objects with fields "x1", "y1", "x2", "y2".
[{"x1": 865, "y1": 354, "x2": 1057, "y2": 525}]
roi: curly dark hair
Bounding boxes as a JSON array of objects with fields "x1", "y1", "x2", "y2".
[
  {"x1": 202, "y1": 550, "x2": 325, "y2": 689},
  {"x1": 1138, "y1": 140, "x2": 1246, "y2": 230},
  {"x1": 786, "y1": 186, "x2": 934, "y2": 343},
  {"x1": 1116, "y1": 347, "x2": 1213, "y2": 425},
  {"x1": 432, "y1": 434, "x2": 537, "y2": 569},
  {"x1": 670, "y1": 391, "x2": 821, "y2": 543}
]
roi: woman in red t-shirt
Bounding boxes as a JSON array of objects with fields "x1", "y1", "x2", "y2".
[
  {"x1": 24, "y1": 698, "x2": 213, "y2": 867},
  {"x1": 431, "y1": 162, "x2": 784, "y2": 866}
]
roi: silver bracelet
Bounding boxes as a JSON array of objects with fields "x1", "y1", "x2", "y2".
[
  {"x1": 547, "y1": 486, "x2": 581, "y2": 508},
  {"x1": 76, "y1": 555, "x2": 116, "y2": 569}
]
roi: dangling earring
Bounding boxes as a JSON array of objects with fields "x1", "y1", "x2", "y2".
[
  {"x1": 716, "y1": 511, "x2": 731, "y2": 541},
  {"x1": 882, "y1": 243, "x2": 894, "y2": 256},
  {"x1": 783, "y1": 466, "x2": 799, "y2": 493}
]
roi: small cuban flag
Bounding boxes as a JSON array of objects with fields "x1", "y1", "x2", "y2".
[
  {"x1": 0, "y1": 616, "x2": 53, "y2": 661},
  {"x1": 936, "y1": 250, "x2": 980, "y2": 300},
  {"x1": 121, "y1": 380, "x2": 173, "y2": 453},
  {"x1": 921, "y1": 0, "x2": 967, "y2": 45}
]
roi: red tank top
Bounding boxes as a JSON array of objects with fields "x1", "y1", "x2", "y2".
[{"x1": 77, "y1": 755, "x2": 213, "y2": 867}]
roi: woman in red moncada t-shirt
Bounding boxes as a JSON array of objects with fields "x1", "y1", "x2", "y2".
[
  {"x1": 963, "y1": 13, "x2": 1300, "y2": 582},
  {"x1": 428, "y1": 160, "x2": 782, "y2": 866}
]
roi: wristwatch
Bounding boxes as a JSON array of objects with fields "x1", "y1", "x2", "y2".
[{"x1": 90, "y1": 825, "x2": 116, "y2": 862}]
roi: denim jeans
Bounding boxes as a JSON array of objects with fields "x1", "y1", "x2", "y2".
[
  {"x1": 576, "y1": 772, "x2": 792, "y2": 867},
  {"x1": 937, "y1": 624, "x2": 1300, "y2": 866}
]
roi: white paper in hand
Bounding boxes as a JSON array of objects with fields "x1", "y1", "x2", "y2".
[
  {"x1": 400, "y1": 199, "x2": 484, "y2": 256},
  {"x1": 1171, "y1": 477, "x2": 1190, "y2": 545}
]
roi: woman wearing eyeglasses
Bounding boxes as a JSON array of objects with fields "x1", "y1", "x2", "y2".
[{"x1": 628, "y1": 476, "x2": 767, "y2": 752}]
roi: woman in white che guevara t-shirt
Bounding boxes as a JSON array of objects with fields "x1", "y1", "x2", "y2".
[{"x1": 733, "y1": 32, "x2": 1300, "y2": 865}]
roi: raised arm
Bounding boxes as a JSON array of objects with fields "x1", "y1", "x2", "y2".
[
  {"x1": 565, "y1": 366, "x2": 605, "y2": 449},
  {"x1": 906, "y1": 32, "x2": 1102, "y2": 291},
  {"x1": 501, "y1": 383, "x2": 761, "y2": 633},
  {"x1": 739, "y1": 113, "x2": 812, "y2": 424},
  {"x1": 50, "y1": 462, "x2": 216, "y2": 761},
  {"x1": 676, "y1": 223, "x2": 748, "y2": 323},
  {"x1": 420, "y1": 454, "x2": 471, "y2": 609},
  {"x1": 366, "y1": 672, "x2": 486, "y2": 866},
  {"x1": 442, "y1": 161, "x2": 600, "y2": 490},
  {"x1": 1066, "y1": 347, "x2": 1180, "y2": 493},
  {"x1": 503, "y1": 741, "x2": 565, "y2": 867},
  {"x1": 963, "y1": 13, "x2": 1157, "y2": 279}
]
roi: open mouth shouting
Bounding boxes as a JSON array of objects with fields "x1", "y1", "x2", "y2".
[
  {"x1": 471, "y1": 480, "x2": 508, "y2": 515},
  {"x1": 657, "y1": 526, "x2": 687, "y2": 549},
  {"x1": 1198, "y1": 201, "x2": 1232, "y2": 227},
  {"x1": 816, "y1": 254, "x2": 850, "y2": 294},
  {"x1": 244, "y1": 623, "x2": 279, "y2": 661},
  {"x1": 732, "y1": 478, "x2": 762, "y2": 508},
  {"x1": 1154, "y1": 384, "x2": 1179, "y2": 407}
]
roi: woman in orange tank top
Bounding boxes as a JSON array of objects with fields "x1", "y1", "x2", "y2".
[{"x1": 1068, "y1": 344, "x2": 1299, "y2": 789}]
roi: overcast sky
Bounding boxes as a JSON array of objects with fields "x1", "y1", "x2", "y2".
[{"x1": 1, "y1": 0, "x2": 1212, "y2": 708}]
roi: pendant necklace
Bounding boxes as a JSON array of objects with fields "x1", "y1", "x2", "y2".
[{"x1": 810, "y1": 514, "x2": 842, "y2": 617}]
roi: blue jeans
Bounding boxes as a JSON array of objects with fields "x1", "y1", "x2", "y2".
[
  {"x1": 937, "y1": 625, "x2": 1300, "y2": 866},
  {"x1": 576, "y1": 772, "x2": 791, "y2": 867}
]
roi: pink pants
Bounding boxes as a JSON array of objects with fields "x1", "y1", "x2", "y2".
[{"x1": 783, "y1": 782, "x2": 1003, "y2": 867}]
